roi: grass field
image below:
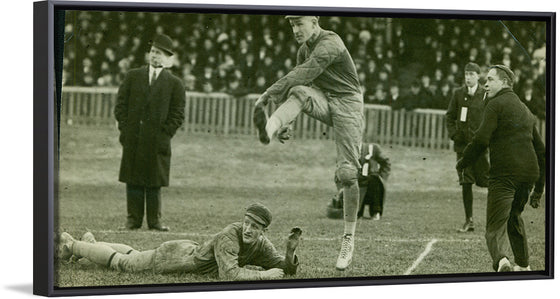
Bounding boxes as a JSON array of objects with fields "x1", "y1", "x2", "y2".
[{"x1": 55, "y1": 124, "x2": 547, "y2": 288}]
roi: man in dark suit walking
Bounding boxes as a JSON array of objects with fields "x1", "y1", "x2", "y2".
[
  {"x1": 114, "y1": 34, "x2": 186, "y2": 231},
  {"x1": 457, "y1": 65, "x2": 546, "y2": 272}
]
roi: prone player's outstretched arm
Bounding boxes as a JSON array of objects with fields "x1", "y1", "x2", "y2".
[
  {"x1": 214, "y1": 234, "x2": 285, "y2": 280},
  {"x1": 285, "y1": 227, "x2": 302, "y2": 265}
]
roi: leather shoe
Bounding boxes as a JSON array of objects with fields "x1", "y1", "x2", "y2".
[
  {"x1": 119, "y1": 224, "x2": 141, "y2": 230},
  {"x1": 457, "y1": 218, "x2": 474, "y2": 233},
  {"x1": 149, "y1": 224, "x2": 170, "y2": 232},
  {"x1": 253, "y1": 103, "x2": 270, "y2": 145}
]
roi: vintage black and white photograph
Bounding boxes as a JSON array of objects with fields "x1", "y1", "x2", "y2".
[{"x1": 31, "y1": 0, "x2": 554, "y2": 297}]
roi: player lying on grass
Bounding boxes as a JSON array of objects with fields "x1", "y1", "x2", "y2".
[{"x1": 57, "y1": 203, "x2": 302, "y2": 281}]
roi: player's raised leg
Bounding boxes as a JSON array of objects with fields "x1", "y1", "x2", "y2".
[{"x1": 253, "y1": 86, "x2": 332, "y2": 145}]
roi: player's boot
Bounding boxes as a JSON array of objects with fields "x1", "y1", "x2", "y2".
[
  {"x1": 82, "y1": 232, "x2": 96, "y2": 243},
  {"x1": 57, "y1": 232, "x2": 75, "y2": 261},
  {"x1": 457, "y1": 218, "x2": 474, "y2": 233},
  {"x1": 497, "y1": 257, "x2": 513, "y2": 272},
  {"x1": 253, "y1": 102, "x2": 270, "y2": 145},
  {"x1": 72, "y1": 231, "x2": 99, "y2": 266},
  {"x1": 513, "y1": 265, "x2": 532, "y2": 271},
  {"x1": 70, "y1": 232, "x2": 97, "y2": 262},
  {"x1": 335, "y1": 234, "x2": 354, "y2": 271}
]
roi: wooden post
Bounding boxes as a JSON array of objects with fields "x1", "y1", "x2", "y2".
[
  {"x1": 435, "y1": 115, "x2": 442, "y2": 149},
  {"x1": 423, "y1": 113, "x2": 430, "y2": 148},
  {"x1": 66, "y1": 91, "x2": 73, "y2": 125},
  {"x1": 245, "y1": 97, "x2": 251, "y2": 136},
  {"x1": 404, "y1": 111, "x2": 411, "y2": 146},
  {"x1": 398, "y1": 109, "x2": 405, "y2": 146},
  {"x1": 412, "y1": 112, "x2": 418, "y2": 147},
  {"x1": 224, "y1": 97, "x2": 230, "y2": 136},
  {"x1": 183, "y1": 95, "x2": 190, "y2": 132},
  {"x1": 211, "y1": 96, "x2": 217, "y2": 134},
  {"x1": 430, "y1": 113, "x2": 437, "y2": 149},
  {"x1": 94, "y1": 92, "x2": 102, "y2": 126},
  {"x1": 379, "y1": 109, "x2": 386, "y2": 145}
]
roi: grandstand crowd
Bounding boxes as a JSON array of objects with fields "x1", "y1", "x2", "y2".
[{"x1": 62, "y1": 11, "x2": 547, "y2": 119}]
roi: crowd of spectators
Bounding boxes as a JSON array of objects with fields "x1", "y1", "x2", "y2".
[{"x1": 61, "y1": 11, "x2": 546, "y2": 119}]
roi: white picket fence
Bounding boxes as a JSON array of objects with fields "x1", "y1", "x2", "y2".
[{"x1": 60, "y1": 86, "x2": 546, "y2": 150}]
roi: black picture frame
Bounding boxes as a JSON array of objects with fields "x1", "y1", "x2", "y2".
[{"x1": 33, "y1": 0, "x2": 555, "y2": 297}]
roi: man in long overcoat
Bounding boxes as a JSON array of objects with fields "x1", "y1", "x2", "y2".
[{"x1": 114, "y1": 34, "x2": 186, "y2": 231}]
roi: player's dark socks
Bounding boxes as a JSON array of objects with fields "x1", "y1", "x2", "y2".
[
  {"x1": 253, "y1": 104, "x2": 270, "y2": 144},
  {"x1": 106, "y1": 252, "x2": 118, "y2": 268},
  {"x1": 458, "y1": 184, "x2": 475, "y2": 232},
  {"x1": 462, "y1": 184, "x2": 473, "y2": 219}
]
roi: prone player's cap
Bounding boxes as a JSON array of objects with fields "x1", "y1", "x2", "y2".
[
  {"x1": 464, "y1": 62, "x2": 481, "y2": 74},
  {"x1": 245, "y1": 203, "x2": 272, "y2": 228}
]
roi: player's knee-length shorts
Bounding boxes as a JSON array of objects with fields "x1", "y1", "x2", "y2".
[
  {"x1": 288, "y1": 85, "x2": 364, "y2": 179},
  {"x1": 113, "y1": 240, "x2": 200, "y2": 273},
  {"x1": 153, "y1": 240, "x2": 199, "y2": 274},
  {"x1": 456, "y1": 151, "x2": 489, "y2": 187}
]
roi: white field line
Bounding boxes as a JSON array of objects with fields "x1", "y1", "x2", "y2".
[
  {"x1": 403, "y1": 238, "x2": 438, "y2": 275},
  {"x1": 91, "y1": 229, "x2": 476, "y2": 243}
]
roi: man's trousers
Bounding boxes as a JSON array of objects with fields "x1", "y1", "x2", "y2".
[
  {"x1": 486, "y1": 177, "x2": 532, "y2": 270},
  {"x1": 126, "y1": 184, "x2": 162, "y2": 229}
]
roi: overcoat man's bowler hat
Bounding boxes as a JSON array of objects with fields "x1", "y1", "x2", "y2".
[{"x1": 150, "y1": 34, "x2": 174, "y2": 56}]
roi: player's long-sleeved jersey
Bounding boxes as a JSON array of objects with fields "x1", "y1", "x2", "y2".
[
  {"x1": 265, "y1": 28, "x2": 361, "y2": 101},
  {"x1": 191, "y1": 222, "x2": 298, "y2": 280}
]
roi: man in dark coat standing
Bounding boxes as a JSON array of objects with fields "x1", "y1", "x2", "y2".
[
  {"x1": 114, "y1": 34, "x2": 186, "y2": 231},
  {"x1": 446, "y1": 62, "x2": 489, "y2": 233},
  {"x1": 457, "y1": 65, "x2": 546, "y2": 272}
]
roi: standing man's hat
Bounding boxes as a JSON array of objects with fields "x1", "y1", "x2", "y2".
[
  {"x1": 245, "y1": 203, "x2": 272, "y2": 228},
  {"x1": 149, "y1": 34, "x2": 174, "y2": 56},
  {"x1": 464, "y1": 62, "x2": 481, "y2": 74}
]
